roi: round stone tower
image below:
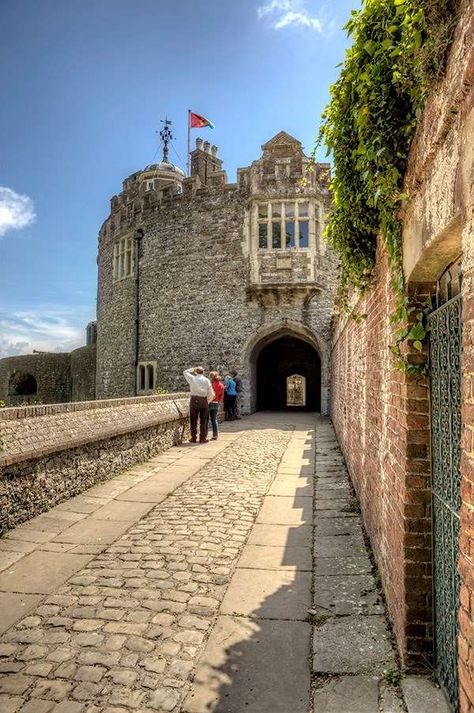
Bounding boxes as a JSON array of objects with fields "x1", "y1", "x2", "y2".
[{"x1": 96, "y1": 130, "x2": 338, "y2": 414}]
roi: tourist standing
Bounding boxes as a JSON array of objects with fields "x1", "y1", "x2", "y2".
[
  {"x1": 183, "y1": 367, "x2": 215, "y2": 443},
  {"x1": 208, "y1": 371, "x2": 224, "y2": 440},
  {"x1": 230, "y1": 369, "x2": 243, "y2": 419},
  {"x1": 224, "y1": 374, "x2": 237, "y2": 421}
]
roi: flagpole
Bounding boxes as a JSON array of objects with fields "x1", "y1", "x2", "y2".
[{"x1": 187, "y1": 109, "x2": 191, "y2": 177}]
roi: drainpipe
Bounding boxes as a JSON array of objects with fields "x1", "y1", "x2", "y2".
[{"x1": 133, "y1": 228, "x2": 144, "y2": 396}]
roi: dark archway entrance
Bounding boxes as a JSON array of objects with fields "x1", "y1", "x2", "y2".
[{"x1": 256, "y1": 335, "x2": 321, "y2": 411}]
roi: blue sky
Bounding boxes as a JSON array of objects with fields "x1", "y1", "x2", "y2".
[{"x1": 0, "y1": 0, "x2": 359, "y2": 357}]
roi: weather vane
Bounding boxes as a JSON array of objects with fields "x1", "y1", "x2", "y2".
[{"x1": 158, "y1": 118, "x2": 173, "y2": 164}]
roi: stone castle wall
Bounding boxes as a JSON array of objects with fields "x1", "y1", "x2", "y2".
[
  {"x1": 0, "y1": 353, "x2": 71, "y2": 406},
  {"x1": 0, "y1": 346, "x2": 96, "y2": 407},
  {"x1": 96, "y1": 134, "x2": 338, "y2": 414},
  {"x1": 330, "y1": 4, "x2": 474, "y2": 708},
  {"x1": 0, "y1": 393, "x2": 189, "y2": 530},
  {"x1": 71, "y1": 344, "x2": 96, "y2": 402}
]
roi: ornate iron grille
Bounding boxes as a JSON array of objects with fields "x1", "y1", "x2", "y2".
[{"x1": 428, "y1": 263, "x2": 462, "y2": 712}]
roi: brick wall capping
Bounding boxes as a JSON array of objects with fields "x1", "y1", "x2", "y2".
[
  {"x1": 0, "y1": 392, "x2": 188, "y2": 421},
  {"x1": 0, "y1": 402, "x2": 189, "y2": 469}
]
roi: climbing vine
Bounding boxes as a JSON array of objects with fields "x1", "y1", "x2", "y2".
[{"x1": 317, "y1": 0, "x2": 458, "y2": 373}]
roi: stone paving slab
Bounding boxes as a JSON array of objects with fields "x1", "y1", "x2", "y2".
[
  {"x1": 0, "y1": 552, "x2": 24, "y2": 574},
  {"x1": 53, "y1": 496, "x2": 110, "y2": 514},
  {"x1": 315, "y1": 497, "x2": 354, "y2": 511},
  {"x1": 52, "y1": 519, "x2": 136, "y2": 545},
  {"x1": 316, "y1": 483, "x2": 352, "y2": 495},
  {"x1": 314, "y1": 534, "x2": 366, "y2": 558},
  {"x1": 277, "y1": 464, "x2": 314, "y2": 476},
  {"x1": 0, "y1": 552, "x2": 93, "y2": 595},
  {"x1": 312, "y1": 676, "x2": 380, "y2": 712},
  {"x1": 114, "y1": 487, "x2": 169, "y2": 503},
  {"x1": 315, "y1": 517, "x2": 364, "y2": 537},
  {"x1": 256, "y1": 496, "x2": 312, "y2": 525},
  {"x1": 312, "y1": 615, "x2": 396, "y2": 674},
  {"x1": 183, "y1": 616, "x2": 311, "y2": 713},
  {"x1": 221, "y1": 568, "x2": 311, "y2": 620},
  {"x1": 313, "y1": 574, "x2": 383, "y2": 616},
  {"x1": 5, "y1": 529, "x2": 57, "y2": 545},
  {"x1": 267, "y1": 480, "x2": 313, "y2": 497},
  {"x1": 0, "y1": 594, "x2": 44, "y2": 636},
  {"x1": 314, "y1": 554, "x2": 373, "y2": 576},
  {"x1": 247, "y1": 523, "x2": 312, "y2": 548},
  {"x1": 88, "y1": 501, "x2": 154, "y2": 522},
  {"x1": 237, "y1": 545, "x2": 312, "y2": 571},
  {"x1": 401, "y1": 676, "x2": 451, "y2": 713}
]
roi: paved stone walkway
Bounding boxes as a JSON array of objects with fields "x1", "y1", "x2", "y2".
[{"x1": 0, "y1": 413, "x2": 450, "y2": 713}]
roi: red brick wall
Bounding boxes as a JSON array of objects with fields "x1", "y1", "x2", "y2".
[
  {"x1": 331, "y1": 246, "x2": 432, "y2": 669},
  {"x1": 459, "y1": 265, "x2": 474, "y2": 712},
  {"x1": 331, "y1": 6, "x2": 474, "y2": 705}
]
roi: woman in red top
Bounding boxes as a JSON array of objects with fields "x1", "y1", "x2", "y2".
[{"x1": 208, "y1": 371, "x2": 224, "y2": 440}]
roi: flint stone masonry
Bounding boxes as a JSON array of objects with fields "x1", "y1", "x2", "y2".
[
  {"x1": 0, "y1": 393, "x2": 189, "y2": 530},
  {"x1": 0, "y1": 346, "x2": 96, "y2": 407}
]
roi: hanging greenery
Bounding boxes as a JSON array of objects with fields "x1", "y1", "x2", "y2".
[{"x1": 317, "y1": 0, "x2": 458, "y2": 373}]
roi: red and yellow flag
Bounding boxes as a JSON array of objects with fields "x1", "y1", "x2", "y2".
[{"x1": 189, "y1": 111, "x2": 215, "y2": 129}]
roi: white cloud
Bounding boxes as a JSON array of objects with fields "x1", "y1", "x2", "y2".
[
  {"x1": 257, "y1": 0, "x2": 324, "y2": 32},
  {"x1": 257, "y1": 0, "x2": 294, "y2": 17},
  {"x1": 275, "y1": 10, "x2": 322, "y2": 31},
  {"x1": 0, "y1": 307, "x2": 93, "y2": 358},
  {"x1": 0, "y1": 186, "x2": 35, "y2": 238}
]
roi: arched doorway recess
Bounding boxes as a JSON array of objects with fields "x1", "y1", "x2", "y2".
[{"x1": 255, "y1": 335, "x2": 321, "y2": 411}]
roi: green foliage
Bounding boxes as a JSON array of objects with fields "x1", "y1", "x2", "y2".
[
  {"x1": 385, "y1": 666, "x2": 401, "y2": 686},
  {"x1": 318, "y1": 0, "x2": 458, "y2": 372}
]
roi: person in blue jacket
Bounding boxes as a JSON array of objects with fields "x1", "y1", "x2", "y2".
[{"x1": 223, "y1": 374, "x2": 237, "y2": 421}]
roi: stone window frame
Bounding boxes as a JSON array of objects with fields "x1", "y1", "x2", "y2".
[
  {"x1": 113, "y1": 235, "x2": 134, "y2": 282},
  {"x1": 137, "y1": 361, "x2": 157, "y2": 393},
  {"x1": 145, "y1": 179, "x2": 155, "y2": 191},
  {"x1": 255, "y1": 200, "x2": 315, "y2": 251}
]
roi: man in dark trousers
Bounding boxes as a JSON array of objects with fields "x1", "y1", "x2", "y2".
[
  {"x1": 230, "y1": 369, "x2": 243, "y2": 420},
  {"x1": 183, "y1": 367, "x2": 215, "y2": 443}
]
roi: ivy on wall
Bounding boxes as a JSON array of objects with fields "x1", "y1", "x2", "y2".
[{"x1": 317, "y1": 0, "x2": 458, "y2": 373}]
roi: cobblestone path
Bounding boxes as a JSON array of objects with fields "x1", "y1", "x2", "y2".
[{"x1": 0, "y1": 419, "x2": 292, "y2": 712}]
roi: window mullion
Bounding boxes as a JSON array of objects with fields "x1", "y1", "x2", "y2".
[{"x1": 281, "y1": 203, "x2": 285, "y2": 250}]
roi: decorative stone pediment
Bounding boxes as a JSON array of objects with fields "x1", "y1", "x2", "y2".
[{"x1": 261, "y1": 131, "x2": 303, "y2": 158}]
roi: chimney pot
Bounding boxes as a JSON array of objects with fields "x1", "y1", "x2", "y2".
[
  {"x1": 195, "y1": 137, "x2": 203, "y2": 150},
  {"x1": 203, "y1": 140, "x2": 210, "y2": 153},
  {"x1": 211, "y1": 145, "x2": 218, "y2": 156}
]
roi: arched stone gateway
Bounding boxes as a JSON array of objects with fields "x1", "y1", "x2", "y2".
[
  {"x1": 256, "y1": 337, "x2": 320, "y2": 411},
  {"x1": 8, "y1": 372, "x2": 38, "y2": 396},
  {"x1": 243, "y1": 322, "x2": 327, "y2": 414}
]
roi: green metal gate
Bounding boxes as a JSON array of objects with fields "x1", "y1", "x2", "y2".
[{"x1": 428, "y1": 264, "x2": 462, "y2": 711}]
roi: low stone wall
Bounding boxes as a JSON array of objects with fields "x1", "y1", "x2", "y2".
[{"x1": 0, "y1": 392, "x2": 189, "y2": 530}]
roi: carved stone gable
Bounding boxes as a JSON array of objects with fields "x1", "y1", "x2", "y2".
[{"x1": 261, "y1": 131, "x2": 303, "y2": 159}]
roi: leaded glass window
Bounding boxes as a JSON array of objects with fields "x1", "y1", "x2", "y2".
[
  {"x1": 113, "y1": 236, "x2": 134, "y2": 281},
  {"x1": 256, "y1": 201, "x2": 311, "y2": 250}
]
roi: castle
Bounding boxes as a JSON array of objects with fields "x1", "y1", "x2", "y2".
[{"x1": 0, "y1": 129, "x2": 338, "y2": 413}]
